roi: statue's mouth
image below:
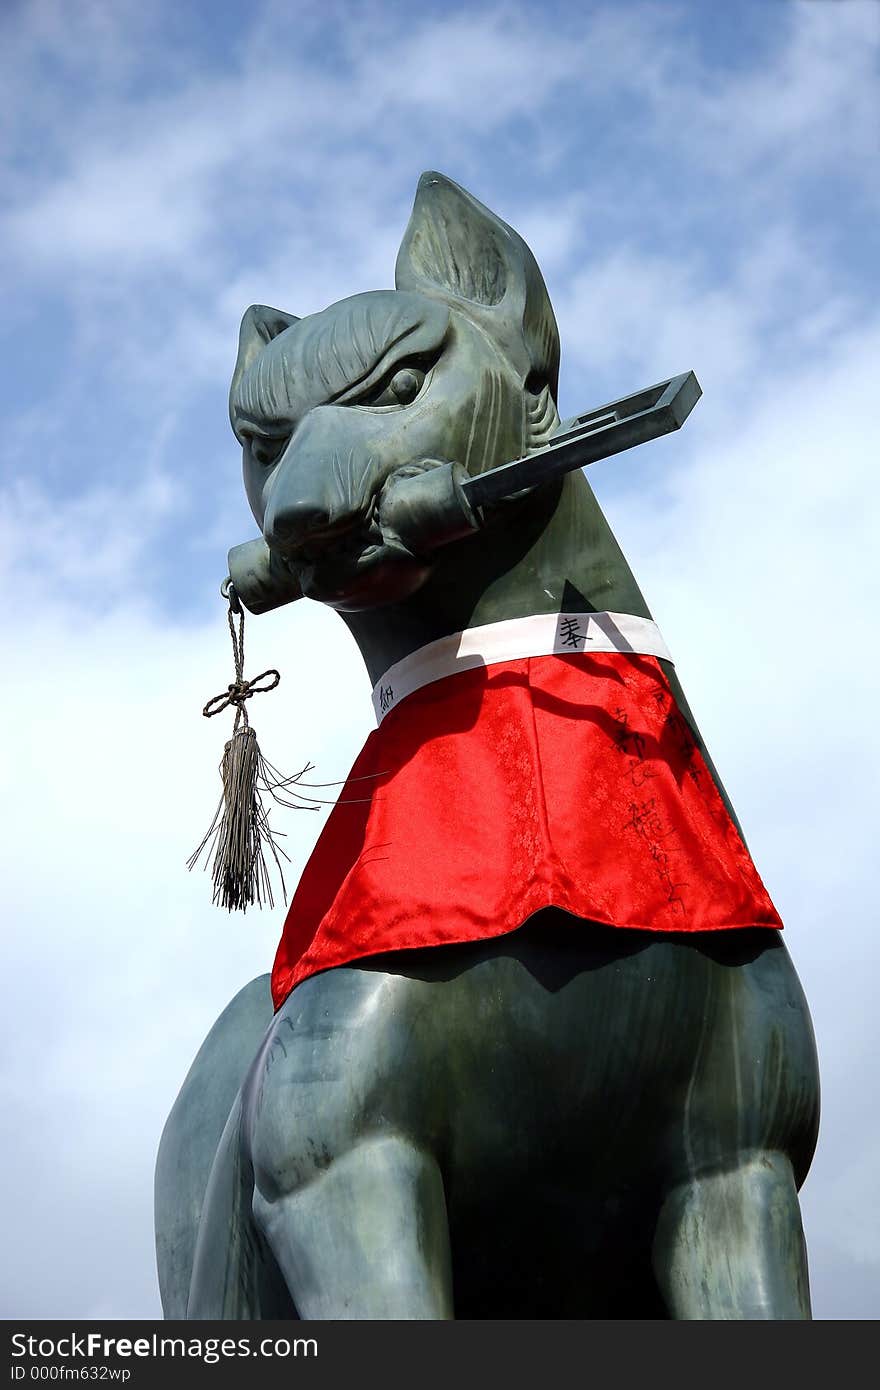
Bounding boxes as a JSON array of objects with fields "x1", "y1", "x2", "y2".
[
  {"x1": 279, "y1": 462, "x2": 444, "y2": 568},
  {"x1": 275, "y1": 505, "x2": 422, "y2": 610},
  {"x1": 293, "y1": 539, "x2": 426, "y2": 609},
  {"x1": 281, "y1": 497, "x2": 383, "y2": 568},
  {"x1": 265, "y1": 460, "x2": 447, "y2": 608}
]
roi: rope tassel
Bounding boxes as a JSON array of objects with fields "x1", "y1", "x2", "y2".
[{"x1": 187, "y1": 582, "x2": 315, "y2": 911}]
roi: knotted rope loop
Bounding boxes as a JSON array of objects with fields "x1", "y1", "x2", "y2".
[
  {"x1": 202, "y1": 669, "x2": 281, "y2": 720},
  {"x1": 200, "y1": 591, "x2": 281, "y2": 729},
  {"x1": 189, "y1": 579, "x2": 344, "y2": 910}
]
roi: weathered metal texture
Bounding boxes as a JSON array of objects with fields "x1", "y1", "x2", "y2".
[{"x1": 158, "y1": 172, "x2": 819, "y2": 1320}]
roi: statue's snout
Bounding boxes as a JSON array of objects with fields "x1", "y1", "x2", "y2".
[
  {"x1": 261, "y1": 412, "x2": 382, "y2": 561},
  {"x1": 263, "y1": 479, "x2": 355, "y2": 560}
]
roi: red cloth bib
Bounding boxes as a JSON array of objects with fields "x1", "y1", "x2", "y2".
[{"x1": 271, "y1": 651, "x2": 781, "y2": 1010}]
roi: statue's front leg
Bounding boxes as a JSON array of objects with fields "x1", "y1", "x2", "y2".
[
  {"x1": 652, "y1": 1151, "x2": 812, "y2": 1319},
  {"x1": 247, "y1": 965, "x2": 454, "y2": 1319},
  {"x1": 651, "y1": 938, "x2": 819, "y2": 1320},
  {"x1": 254, "y1": 1134, "x2": 453, "y2": 1319}
]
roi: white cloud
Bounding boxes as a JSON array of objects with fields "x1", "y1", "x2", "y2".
[
  {"x1": 346, "y1": 7, "x2": 582, "y2": 121},
  {"x1": 3, "y1": 6, "x2": 581, "y2": 275},
  {"x1": 606, "y1": 0, "x2": 880, "y2": 189},
  {"x1": 555, "y1": 209, "x2": 867, "y2": 422},
  {"x1": 5, "y1": 0, "x2": 876, "y2": 289},
  {"x1": 0, "y1": 472, "x2": 178, "y2": 609},
  {"x1": 701, "y1": 0, "x2": 880, "y2": 177},
  {"x1": 558, "y1": 246, "x2": 759, "y2": 402}
]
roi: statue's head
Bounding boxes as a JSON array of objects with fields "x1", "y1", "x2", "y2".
[{"x1": 229, "y1": 172, "x2": 560, "y2": 611}]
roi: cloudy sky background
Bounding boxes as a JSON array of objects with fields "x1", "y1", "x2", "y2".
[{"x1": 1, "y1": 0, "x2": 877, "y2": 1319}]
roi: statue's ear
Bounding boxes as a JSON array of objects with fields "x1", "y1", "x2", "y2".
[
  {"x1": 230, "y1": 304, "x2": 300, "y2": 405},
  {"x1": 395, "y1": 172, "x2": 559, "y2": 399}
]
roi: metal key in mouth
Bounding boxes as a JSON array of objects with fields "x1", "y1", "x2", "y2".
[
  {"x1": 226, "y1": 371, "x2": 701, "y2": 614},
  {"x1": 464, "y1": 371, "x2": 701, "y2": 511},
  {"x1": 379, "y1": 371, "x2": 701, "y2": 556}
]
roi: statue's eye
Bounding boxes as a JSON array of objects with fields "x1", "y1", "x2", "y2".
[
  {"x1": 363, "y1": 365, "x2": 427, "y2": 408},
  {"x1": 388, "y1": 367, "x2": 424, "y2": 403},
  {"x1": 246, "y1": 434, "x2": 288, "y2": 468}
]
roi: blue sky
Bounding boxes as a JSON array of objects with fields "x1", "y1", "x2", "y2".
[{"x1": 1, "y1": 0, "x2": 878, "y2": 1319}]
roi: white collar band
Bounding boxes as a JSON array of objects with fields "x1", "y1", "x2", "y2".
[{"x1": 371, "y1": 611, "x2": 672, "y2": 724}]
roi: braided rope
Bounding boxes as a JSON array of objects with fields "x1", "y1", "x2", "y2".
[{"x1": 201, "y1": 598, "x2": 280, "y2": 729}]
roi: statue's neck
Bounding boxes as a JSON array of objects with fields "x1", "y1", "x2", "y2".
[
  {"x1": 339, "y1": 472, "x2": 742, "y2": 839},
  {"x1": 341, "y1": 472, "x2": 651, "y2": 685}
]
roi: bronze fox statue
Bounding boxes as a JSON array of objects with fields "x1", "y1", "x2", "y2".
[{"x1": 156, "y1": 172, "x2": 819, "y2": 1319}]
